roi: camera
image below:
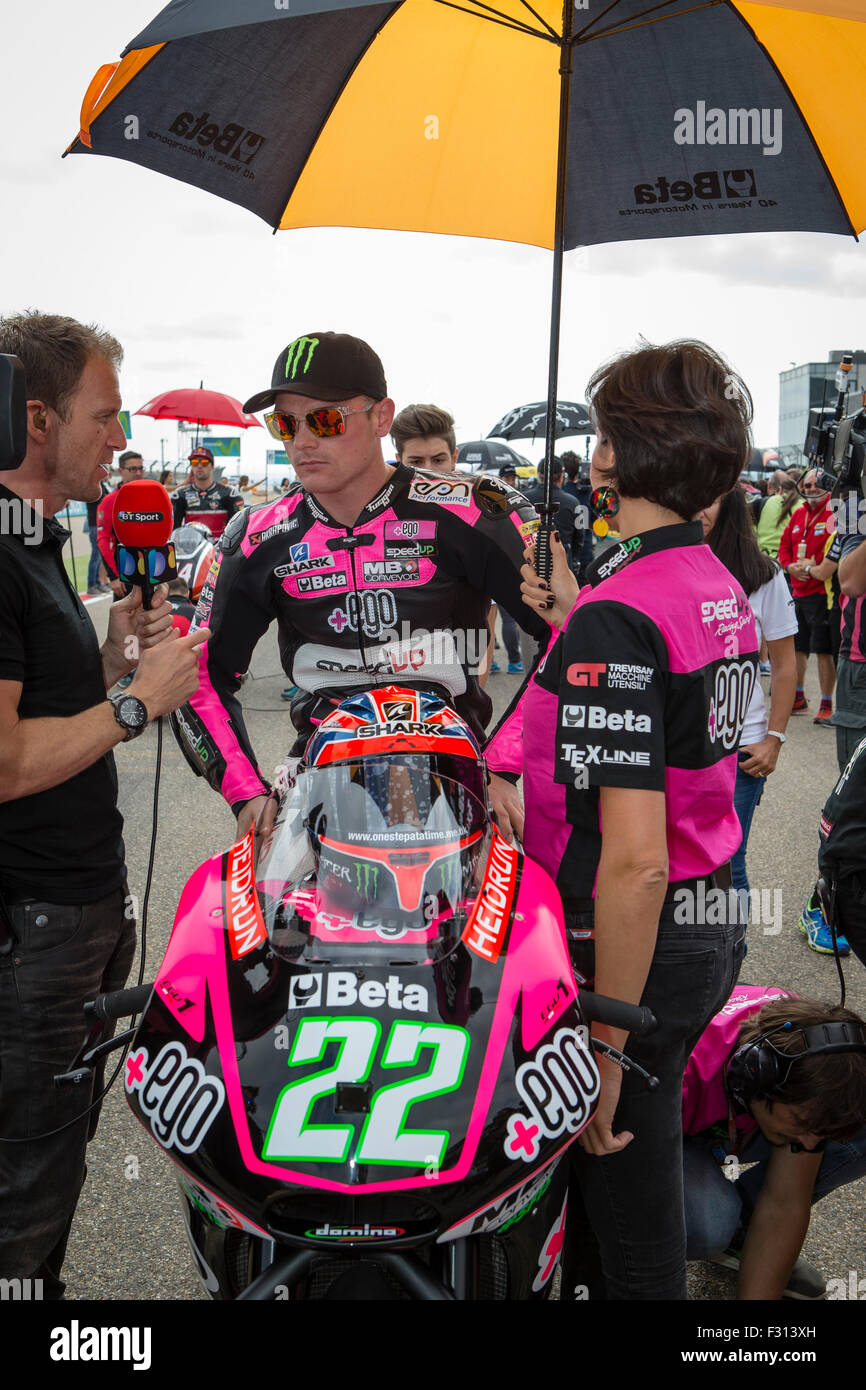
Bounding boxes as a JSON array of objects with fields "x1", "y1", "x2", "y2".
[
  {"x1": 804, "y1": 353, "x2": 866, "y2": 499},
  {"x1": 0, "y1": 354, "x2": 27, "y2": 470}
]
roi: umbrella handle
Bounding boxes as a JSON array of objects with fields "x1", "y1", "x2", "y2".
[{"x1": 534, "y1": 518, "x2": 554, "y2": 586}]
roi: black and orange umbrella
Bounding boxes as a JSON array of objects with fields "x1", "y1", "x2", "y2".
[{"x1": 65, "y1": 0, "x2": 866, "y2": 558}]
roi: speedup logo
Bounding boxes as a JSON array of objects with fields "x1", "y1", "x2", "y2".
[{"x1": 167, "y1": 112, "x2": 266, "y2": 164}]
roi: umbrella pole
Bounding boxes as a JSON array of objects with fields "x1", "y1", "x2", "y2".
[{"x1": 537, "y1": 0, "x2": 574, "y2": 586}]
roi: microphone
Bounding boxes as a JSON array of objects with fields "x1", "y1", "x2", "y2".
[{"x1": 112, "y1": 479, "x2": 177, "y2": 609}]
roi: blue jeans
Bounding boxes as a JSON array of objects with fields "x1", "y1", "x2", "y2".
[
  {"x1": 684, "y1": 1126, "x2": 866, "y2": 1259},
  {"x1": 86, "y1": 523, "x2": 102, "y2": 588},
  {"x1": 732, "y1": 760, "x2": 765, "y2": 896},
  {"x1": 498, "y1": 606, "x2": 521, "y2": 664},
  {"x1": 562, "y1": 903, "x2": 745, "y2": 1299}
]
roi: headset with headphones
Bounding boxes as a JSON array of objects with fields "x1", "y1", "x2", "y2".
[{"x1": 725, "y1": 1018, "x2": 866, "y2": 1114}]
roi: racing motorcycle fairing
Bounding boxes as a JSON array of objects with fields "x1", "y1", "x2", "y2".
[{"x1": 124, "y1": 686, "x2": 600, "y2": 1295}]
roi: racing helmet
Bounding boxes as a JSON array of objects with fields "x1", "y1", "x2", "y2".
[
  {"x1": 170, "y1": 522, "x2": 216, "y2": 600},
  {"x1": 300, "y1": 688, "x2": 491, "y2": 937}
]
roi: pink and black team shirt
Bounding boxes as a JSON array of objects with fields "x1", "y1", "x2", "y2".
[{"x1": 487, "y1": 523, "x2": 759, "y2": 903}]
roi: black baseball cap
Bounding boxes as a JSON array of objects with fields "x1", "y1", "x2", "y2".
[
  {"x1": 243, "y1": 332, "x2": 388, "y2": 414},
  {"x1": 499, "y1": 463, "x2": 517, "y2": 476},
  {"x1": 189, "y1": 446, "x2": 214, "y2": 464}
]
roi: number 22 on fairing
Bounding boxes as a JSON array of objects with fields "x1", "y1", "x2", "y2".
[{"x1": 262, "y1": 1018, "x2": 470, "y2": 1167}]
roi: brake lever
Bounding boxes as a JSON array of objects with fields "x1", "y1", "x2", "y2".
[
  {"x1": 591, "y1": 1037, "x2": 659, "y2": 1091},
  {"x1": 54, "y1": 1026, "x2": 138, "y2": 1088}
]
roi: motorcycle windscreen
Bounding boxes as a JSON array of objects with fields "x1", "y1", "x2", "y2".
[{"x1": 255, "y1": 758, "x2": 492, "y2": 961}]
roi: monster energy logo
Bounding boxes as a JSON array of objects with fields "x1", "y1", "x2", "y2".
[
  {"x1": 355, "y1": 862, "x2": 379, "y2": 897},
  {"x1": 284, "y1": 336, "x2": 319, "y2": 380}
]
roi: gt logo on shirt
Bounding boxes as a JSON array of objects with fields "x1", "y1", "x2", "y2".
[
  {"x1": 566, "y1": 663, "x2": 606, "y2": 687},
  {"x1": 561, "y1": 705, "x2": 651, "y2": 732},
  {"x1": 296, "y1": 571, "x2": 347, "y2": 593}
]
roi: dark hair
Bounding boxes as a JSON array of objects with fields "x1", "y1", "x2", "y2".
[
  {"x1": 559, "y1": 450, "x2": 580, "y2": 480},
  {"x1": 737, "y1": 997, "x2": 866, "y2": 1142},
  {"x1": 536, "y1": 457, "x2": 564, "y2": 483},
  {"x1": 587, "y1": 340, "x2": 753, "y2": 518},
  {"x1": 0, "y1": 310, "x2": 122, "y2": 421},
  {"x1": 391, "y1": 403, "x2": 456, "y2": 457},
  {"x1": 706, "y1": 486, "x2": 776, "y2": 595},
  {"x1": 118, "y1": 451, "x2": 142, "y2": 467}
]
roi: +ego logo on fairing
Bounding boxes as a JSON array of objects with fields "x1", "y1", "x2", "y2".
[
  {"x1": 708, "y1": 660, "x2": 755, "y2": 751},
  {"x1": 561, "y1": 705, "x2": 651, "y2": 732},
  {"x1": 504, "y1": 1027, "x2": 600, "y2": 1162},
  {"x1": 287, "y1": 971, "x2": 429, "y2": 1012},
  {"x1": 124, "y1": 1041, "x2": 225, "y2": 1154}
]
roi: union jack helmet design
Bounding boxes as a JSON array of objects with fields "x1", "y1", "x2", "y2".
[{"x1": 304, "y1": 686, "x2": 483, "y2": 770}]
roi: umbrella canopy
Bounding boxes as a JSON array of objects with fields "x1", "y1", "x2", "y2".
[
  {"x1": 135, "y1": 388, "x2": 261, "y2": 429},
  {"x1": 488, "y1": 401, "x2": 593, "y2": 443},
  {"x1": 456, "y1": 439, "x2": 529, "y2": 473},
  {"x1": 67, "y1": 0, "x2": 866, "y2": 247},
  {"x1": 66, "y1": 0, "x2": 866, "y2": 560}
]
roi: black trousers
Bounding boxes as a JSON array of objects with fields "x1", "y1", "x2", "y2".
[
  {"x1": 0, "y1": 886, "x2": 135, "y2": 1297},
  {"x1": 561, "y1": 902, "x2": 745, "y2": 1299}
]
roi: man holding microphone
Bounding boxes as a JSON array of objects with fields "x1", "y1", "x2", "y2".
[{"x1": 0, "y1": 311, "x2": 209, "y2": 1299}]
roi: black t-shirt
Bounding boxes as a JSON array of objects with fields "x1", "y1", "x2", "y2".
[{"x1": 0, "y1": 484, "x2": 124, "y2": 901}]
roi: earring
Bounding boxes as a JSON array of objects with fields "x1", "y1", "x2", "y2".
[{"x1": 591, "y1": 485, "x2": 620, "y2": 537}]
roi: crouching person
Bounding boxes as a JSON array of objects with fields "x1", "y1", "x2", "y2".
[{"x1": 682, "y1": 986, "x2": 866, "y2": 1299}]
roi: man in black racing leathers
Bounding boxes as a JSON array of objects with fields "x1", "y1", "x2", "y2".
[
  {"x1": 172, "y1": 445, "x2": 243, "y2": 540},
  {"x1": 173, "y1": 331, "x2": 550, "y2": 835}
]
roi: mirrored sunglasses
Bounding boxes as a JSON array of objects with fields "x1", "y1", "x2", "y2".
[{"x1": 264, "y1": 402, "x2": 373, "y2": 442}]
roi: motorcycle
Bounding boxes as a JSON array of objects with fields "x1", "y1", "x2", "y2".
[{"x1": 76, "y1": 686, "x2": 655, "y2": 1300}]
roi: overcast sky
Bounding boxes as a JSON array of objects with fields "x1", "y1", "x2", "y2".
[{"x1": 2, "y1": 0, "x2": 864, "y2": 481}]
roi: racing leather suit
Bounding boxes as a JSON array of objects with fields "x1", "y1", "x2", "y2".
[
  {"x1": 171, "y1": 480, "x2": 243, "y2": 539},
  {"x1": 174, "y1": 464, "x2": 550, "y2": 812}
]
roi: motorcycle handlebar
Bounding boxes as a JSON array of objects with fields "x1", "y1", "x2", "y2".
[
  {"x1": 578, "y1": 991, "x2": 657, "y2": 1037},
  {"x1": 89, "y1": 983, "x2": 154, "y2": 1021}
]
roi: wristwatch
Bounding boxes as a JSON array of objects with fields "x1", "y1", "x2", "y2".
[
  {"x1": 767, "y1": 730, "x2": 787, "y2": 744},
  {"x1": 109, "y1": 693, "x2": 148, "y2": 741}
]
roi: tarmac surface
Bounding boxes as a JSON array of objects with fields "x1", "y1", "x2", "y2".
[{"x1": 62, "y1": 620, "x2": 865, "y2": 1305}]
